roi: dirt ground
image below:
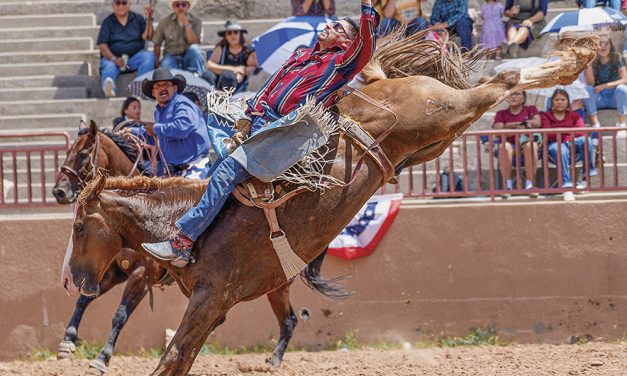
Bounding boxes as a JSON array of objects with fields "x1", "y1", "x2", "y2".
[{"x1": 1, "y1": 343, "x2": 626, "y2": 376}]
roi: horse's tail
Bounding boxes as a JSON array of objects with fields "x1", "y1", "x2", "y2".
[{"x1": 299, "y1": 248, "x2": 352, "y2": 299}]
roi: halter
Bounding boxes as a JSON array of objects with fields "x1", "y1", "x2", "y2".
[{"x1": 61, "y1": 132, "x2": 100, "y2": 189}]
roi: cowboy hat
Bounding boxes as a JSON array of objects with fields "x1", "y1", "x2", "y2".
[
  {"x1": 141, "y1": 68, "x2": 186, "y2": 99},
  {"x1": 165, "y1": 0, "x2": 197, "y2": 10},
  {"x1": 218, "y1": 20, "x2": 248, "y2": 37}
]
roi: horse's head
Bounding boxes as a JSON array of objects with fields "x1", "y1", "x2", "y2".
[
  {"x1": 62, "y1": 173, "x2": 122, "y2": 297},
  {"x1": 53, "y1": 120, "x2": 104, "y2": 204}
]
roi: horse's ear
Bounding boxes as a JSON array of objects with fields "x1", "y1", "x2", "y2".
[
  {"x1": 79, "y1": 120, "x2": 87, "y2": 131},
  {"x1": 88, "y1": 120, "x2": 98, "y2": 137},
  {"x1": 81, "y1": 172, "x2": 108, "y2": 205}
]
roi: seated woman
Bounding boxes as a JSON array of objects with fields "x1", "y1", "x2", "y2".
[
  {"x1": 112, "y1": 97, "x2": 142, "y2": 128},
  {"x1": 583, "y1": 33, "x2": 627, "y2": 128},
  {"x1": 492, "y1": 91, "x2": 541, "y2": 195},
  {"x1": 203, "y1": 20, "x2": 258, "y2": 93},
  {"x1": 583, "y1": 0, "x2": 621, "y2": 11},
  {"x1": 542, "y1": 89, "x2": 597, "y2": 201},
  {"x1": 502, "y1": 0, "x2": 547, "y2": 58}
]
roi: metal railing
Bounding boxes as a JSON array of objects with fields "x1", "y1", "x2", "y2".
[
  {"x1": 386, "y1": 127, "x2": 627, "y2": 200},
  {"x1": 0, "y1": 132, "x2": 70, "y2": 208}
]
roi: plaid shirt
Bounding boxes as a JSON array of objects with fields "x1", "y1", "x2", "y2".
[
  {"x1": 291, "y1": 0, "x2": 336, "y2": 16},
  {"x1": 430, "y1": 0, "x2": 468, "y2": 27},
  {"x1": 248, "y1": 4, "x2": 379, "y2": 117}
]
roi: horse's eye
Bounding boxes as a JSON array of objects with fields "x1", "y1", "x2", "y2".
[
  {"x1": 78, "y1": 150, "x2": 89, "y2": 158},
  {"x1": 74, "y1": 223, "x2": 85, "y2": 235}
]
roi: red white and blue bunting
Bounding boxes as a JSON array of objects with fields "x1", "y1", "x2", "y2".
[{"x1": 328, "y1": 193, "x2": 403, "y2": 260}]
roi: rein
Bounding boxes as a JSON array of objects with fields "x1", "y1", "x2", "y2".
[{"x1": 114, "y1": 120, "x2": 172, "y2": 177}]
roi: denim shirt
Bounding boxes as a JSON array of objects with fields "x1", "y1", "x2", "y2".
[{"x1": 152, "y1": 93, "x2": 210, "y2": 165}]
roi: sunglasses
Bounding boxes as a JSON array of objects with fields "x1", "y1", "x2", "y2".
[
  {"x1": 600, "y1": 41, "x2": 610, "y2": 47},
  {"x1": 330, "y1": 21, "x2": 347, "y2": 36},
  {"x1": 113, "y1": 0, "x2": 128, "y2": 6},
  {"x1": 226, "y1": 30, "x2": 241, "y2": 36},
  {"x1": 173, "y1": 1, "x2": 189, "y2": 8}
]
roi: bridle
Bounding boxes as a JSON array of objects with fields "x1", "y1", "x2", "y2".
[{"x1": 60, "y1": 132, "x2": 101, "y2": 190}]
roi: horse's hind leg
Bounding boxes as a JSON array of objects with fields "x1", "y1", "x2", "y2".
[
  {"x1": 88, "y1": 265, "x2": 152, "y2": 375},
  {"x1": 152, "y1": 290, "x2": 228, "y2": 376},
  {"x1": 266, "y1": 283, "x2": 297, "y2": 367},
  {"x1": 58, "y1": 266, "x2": 125, "y2": 360}
]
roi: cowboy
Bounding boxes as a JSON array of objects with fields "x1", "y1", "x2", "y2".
[
  {"x1": 202, "y1": 20, "x2": 258, "y2": 93},
  {"x1": 137, "y1": 68, "x2": 211, "y2": 179},
  {"x1": 97, "y1": 0, "x2": 155, "y2": 97},
  {"x1": 142, "y1": 0, "x2": 379, "y2": 267},
  {"x1": 153, "y1": 0, "x2": 204, "y2": 75}
]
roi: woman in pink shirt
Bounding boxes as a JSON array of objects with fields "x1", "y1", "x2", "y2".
[{"x1": 541, "y1": 89, "x2": 597, "y2": 200}]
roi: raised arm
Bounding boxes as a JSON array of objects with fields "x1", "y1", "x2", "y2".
[{"x1": 335, "y1": 0, "x2": 379, "y2": 77}]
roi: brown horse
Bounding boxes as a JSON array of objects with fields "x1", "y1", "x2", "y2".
[
  {"x1": 54, "y1": 122, "x2": 342, "y2": 374},
  {"x1": 65, "y1": 35, "x2": 597, "y2": 375}
]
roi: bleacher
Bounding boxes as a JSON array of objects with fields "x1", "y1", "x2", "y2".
[{"x1": 1, "y1": 0, "x2": 624, "y2": 208}]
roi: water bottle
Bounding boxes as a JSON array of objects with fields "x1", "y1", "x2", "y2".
[{"x1": 120, "y1": 54, "x2": 129, "y2": 72}]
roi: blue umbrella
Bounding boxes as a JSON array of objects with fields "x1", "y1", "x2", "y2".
[
  {"x1": 127, "y1": 69, "x2": 214, "y2": 102},
  {"x1": 253, "y1": 16, "x2": 336, "y2": 74},
  {"x1": 541, "y1": 7, "x2": 627, "y2": 34}
]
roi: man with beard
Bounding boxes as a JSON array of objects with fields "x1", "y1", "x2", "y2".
[{"x1": 142, "y1": 0, "x2": 379, "y2": 267}]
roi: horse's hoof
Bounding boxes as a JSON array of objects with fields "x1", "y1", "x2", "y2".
[
  {"x1": 265, "y1": 355, "x2": 282, "y2": 368},
  {"x1": 87, "y1": 359, "x2": 107, "y2": 375},
  {"x1": 57, "y1": 341, "x2": 76, "y2": 360}
]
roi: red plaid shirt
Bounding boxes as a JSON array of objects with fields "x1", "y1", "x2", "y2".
[{"x1": 248, "y1": 4, "x2": 379, "y2": 117}]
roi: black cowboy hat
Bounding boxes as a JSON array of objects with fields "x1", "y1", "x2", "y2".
[
  {"x1": 217, "y1": 20, "x2": 248, "y2": 37},
  {"x1": 141, "y1": 68, "x2": 186, "y2": 99}
]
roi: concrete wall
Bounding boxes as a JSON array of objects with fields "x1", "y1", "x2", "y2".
[{"x1": 0, "y1": 199, "x2": 626, "y2": 360}]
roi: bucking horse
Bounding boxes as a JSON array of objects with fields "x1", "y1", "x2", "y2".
[{"x1": 63, "y1": 31, "x2": 598, "y2": 375}]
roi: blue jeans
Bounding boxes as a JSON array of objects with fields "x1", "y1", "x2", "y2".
[
  {"x1": 160, "y1": 44, "x2": 205, "y2": 75},
  {"x1": 547, "y1": 137, "x2": 596, "y2": 188},
  {"x1": 100, "y1": 49, "x2": 155, "y2": 93},
  {"x1": 175, "y1": 156, "x2": 251, "y2": 241},
  {"x1": 378, "y1": 17, "x2": 429, "y2": 36},
  {"x1": 584, "y1": 0, "x2": 621, "y2": 10},
  {"x1": 584, "y1": 84, "x2": 627, "y2": 116},
  {"x1": 448, "y1": 16, "x2": 474, "y2": 51},
  {"x1": 202, "y1": 70, "x2": 248, "y2": 93}
]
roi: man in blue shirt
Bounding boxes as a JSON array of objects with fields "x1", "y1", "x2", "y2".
[
  {"x1": 140, "y1": 68, "x2": 211, "y2": 178},
  {"x1": 97, "y1": 0, "x2": 155, "y2": 97},
  {"x1": 430, "y1": 0, "x2": 473, "y2": 51}
]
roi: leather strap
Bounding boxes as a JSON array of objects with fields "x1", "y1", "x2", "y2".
[
  {"x1": 232, "y1": 184, "x2": 308, "y2": 210},
  {"x1": 263, "y1": 207, "x2": 283, "y2": 237}
]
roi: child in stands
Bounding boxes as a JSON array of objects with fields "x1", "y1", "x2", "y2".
[{"x1": 480, "y1": 0, "x2": 507, "y2": 60}]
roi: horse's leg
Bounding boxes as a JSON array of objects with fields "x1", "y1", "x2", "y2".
[
  {"x1": 57, "y1": 266, "x2": 126, "y2": 359},
  {"x1": 151, "y1": 290, "x2": 227, "y2": 376},
  {"x1": 87, "y1": 265, "x2": 151, "y2": 375},
  {"x1": 265, "y1": 283, "x2": 297, "y2": 367}
]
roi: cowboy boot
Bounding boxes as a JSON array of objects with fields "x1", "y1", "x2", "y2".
[{"x1": 141, "y1": 233, "x2": 195, "y2": 268}]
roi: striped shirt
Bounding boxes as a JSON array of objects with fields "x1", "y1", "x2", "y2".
[{"x1": 248, "y1": 4, "x2": 379, "y2": 118}]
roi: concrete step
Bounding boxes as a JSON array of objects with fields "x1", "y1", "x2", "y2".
[
  {"x1": 0, "y1": 50, "x2": 98, "y2": 66},
  {"x1": 0, "y1": 14, "x2": 96, "y2": 29},
  {"x1": 0, "y1": 87, "x2": 87, "y2": 101},
  {"x1": 0, "y1": 75, "x2": 98, "y2": 91},
  {"x1": 0, "y1": 37, "x2": 93, "y2": 53},
  {"x1": 0, "y1": 114, "x2": 86, "y2": 130},
  {"x1": 0, "y1": 61, "x2": 90, "y2": 77},
  {"x1": 0, "y1": 1, "x2": 104, "y2": 16},
  {"x1": 0, "y1": 26, "x2": 99, "y2": 41}
]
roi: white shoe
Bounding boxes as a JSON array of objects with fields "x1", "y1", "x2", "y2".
[
  {"x1": 592, "y1": 123, "x2": 601, "y2": 128},
  {"x1": 576, "y1": 181, "x2": 587, "y2": 190},
  {"x1": 103, "y1": 77, "x2": 116, "y2": 97},
  {"x1": 562, "y1": 191, "x2": 575, "y2": 201},
  {"x1": 616, "y1": 122, "x2": 626, "y2": 128}
]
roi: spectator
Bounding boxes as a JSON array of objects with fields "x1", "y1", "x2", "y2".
[
  {"x1": 139, "y1": 68, "x2": 211, "y2": 179},
  {"x1": 492, "y1": 91, "x2": 541, "y2": 195},
  {"x1": 480, "y1": 0, "x2": 507, "y2": 60},
  {"x1": 374, "y1": 0, "x2": 429, "y2": 36},
  {"x1": 113, "y1": 97, "x2": 142, "y2": 127},
  {"x1": 542, "y1": 89, "x2": 597, "y2": 201},
  {"x1": 583, "y1": 33, "x2": 627, "y2": 128},
  {"x1": 203, "y1": 20, "x2": 258, "y2": 93},
  {"x1": 153, "y1": 0, "x2": 204, "y2": 75},
  {"x1": 583, "y1": 0, "x2": 620, "y2": 11},
  {"x1": 291, "y1": 0, "x2": 336, "y2": 16},
  {"x1": 502, "y1": 0, "x2": 547, "y2": 58},
  {"x1": 97, "y1": 0, "x2": 155, "y2": 97},
  {"x1": 430, "y1": 0, "x2": 474, "y2": 51}
]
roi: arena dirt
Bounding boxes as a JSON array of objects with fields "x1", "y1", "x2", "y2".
[{"x1": 0, "y1": 343, "x2": 626, "y2": 375}]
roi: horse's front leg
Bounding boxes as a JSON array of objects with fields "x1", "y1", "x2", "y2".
[
  {"x1": 152, "y1": 289, "x2": 227, "y2": 376},
  {"x1": 88, "y1": 264, "x2": 152, "y2": 375},
  {"x1": 57, "y1": 266, "x2": 124, "y2": 359},
  {"x1": 265, "y1": 283, "x2": 297, "y2": 367}
]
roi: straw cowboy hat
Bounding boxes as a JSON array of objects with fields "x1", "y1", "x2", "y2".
[
  {"x1": 165, "y1": 0, "x2": 197, "y2": 10},
  {"x1": 218, "y1": 20, "x2": 248, "y2": 37},
  {"x1": 141, "y1": 68, "x2": 186, "y2": 99}
]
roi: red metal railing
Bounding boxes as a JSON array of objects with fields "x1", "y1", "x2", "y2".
[
  {"x1": 384, "y1": 127, "x2": 627, "y2": 200},
  {"x1": 0, "y1": 132, "x2": 71, "y2": 208}
]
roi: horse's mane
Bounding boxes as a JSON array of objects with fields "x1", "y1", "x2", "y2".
[
  {"x1": 79, "y1": 175, "x2": 201, "y2": 203},
  {"x1": 78, "y1": 127, "x2": 142, "y2": 168},
  {"x1": 360, "y1": 28, "x2": 486, "y2": 89}
]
